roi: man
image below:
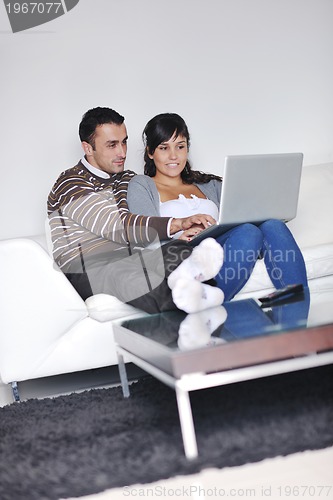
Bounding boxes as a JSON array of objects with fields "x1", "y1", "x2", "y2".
[{"x1": 47, "y1": 107, "x2": 224, "y2": 313}]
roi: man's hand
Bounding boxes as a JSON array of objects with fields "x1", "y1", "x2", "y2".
[{"x1": 170, "y1": 214, "x2": 216, "y2": 235}]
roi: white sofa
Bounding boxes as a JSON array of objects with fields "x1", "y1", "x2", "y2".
[
  {"x1": 0, "y1": 239, "x2": 148, "y2": 401},
  {"x1": 0, "y1": 162, "x2": 332, "y2": 400}
]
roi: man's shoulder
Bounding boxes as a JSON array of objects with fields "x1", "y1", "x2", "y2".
[
  {"x1": 110, "y1": 169, "x2": 136, "y2": 188},
  {"x1": 48, "y1": 162, "x2": 97, "y2": 208},
  {"x1": 116, "y1": 169, "x2": 136, "y2": 180},
  {"x1": 54, "y1": 161, "x2": 90, "y2": 183}
]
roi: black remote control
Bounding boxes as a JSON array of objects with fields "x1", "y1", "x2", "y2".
[{"x1": 258, "y1": 284, "x2": 304, "y2": 304}]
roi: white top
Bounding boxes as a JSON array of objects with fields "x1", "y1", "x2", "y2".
[{"x1": 160, "y1": 194, "x2": 219, "y2": 238}]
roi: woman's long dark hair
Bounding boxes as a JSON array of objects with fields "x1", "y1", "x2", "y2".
[{"x1": 143, "y1": 113, "x2": 222, "y2": 184}]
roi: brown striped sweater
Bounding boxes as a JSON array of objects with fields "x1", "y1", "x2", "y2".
[{"x1": 47, "y1": 161, "x2": 170, "y2": 271}]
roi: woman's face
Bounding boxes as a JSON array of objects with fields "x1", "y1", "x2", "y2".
[{"x1": 148, "y1": 133, "x2": 188, "y2": 179}]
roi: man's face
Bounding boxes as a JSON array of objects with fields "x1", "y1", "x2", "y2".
[{"x1": 83, "y1": 122, "x2": 128, "y2": 174}]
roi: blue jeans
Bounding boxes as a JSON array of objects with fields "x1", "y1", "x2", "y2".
[{"x1": 214, "y1": 219, "x2": 308, "y2": 301}]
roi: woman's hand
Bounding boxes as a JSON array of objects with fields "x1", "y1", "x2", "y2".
[
  {"x1": 178, "y1": 226, "x2": 206, "y2": 241},
  {"x1": 170, "y1": 214, "x2": 216, "y2": 235}
]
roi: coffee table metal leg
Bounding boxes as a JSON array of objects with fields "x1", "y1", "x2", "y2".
[
  {"x1": 117, "y1": 351, "x2": 130, "y2": 398},
  {"x1": 175, "y1": 385, "x2": 198, "y2": 460}
]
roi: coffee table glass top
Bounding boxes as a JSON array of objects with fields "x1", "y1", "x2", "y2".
[{"x1": 115, "y1": 289, "x2": 333, "y2": 378}]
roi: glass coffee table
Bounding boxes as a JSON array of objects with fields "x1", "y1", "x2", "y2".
[{"x1": 113, "y1": 289, "x2": 333, "y2": 460}]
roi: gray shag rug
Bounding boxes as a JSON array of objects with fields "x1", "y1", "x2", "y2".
[{"x1": 1, "y1": 364, "x2": 333, "y2": 500}]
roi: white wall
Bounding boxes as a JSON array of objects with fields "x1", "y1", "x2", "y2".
[{"x1": 1, "y1": 0, "x2": 332, "y2": 239}]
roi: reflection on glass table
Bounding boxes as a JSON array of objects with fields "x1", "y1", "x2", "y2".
[{"x1": 121, "y1": 287, "x2": 311, "y2": 352}]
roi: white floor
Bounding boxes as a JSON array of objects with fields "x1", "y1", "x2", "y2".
[
  {"x1": 1, "y1": 368, "x2": 332, "y2": 500},
  {"x1": 64, "y1": 448, "x2": 333, "y2": 500}
]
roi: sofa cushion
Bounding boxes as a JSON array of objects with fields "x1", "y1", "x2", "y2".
[
  {"x1": 85, "y1": 294, "x2": 148, "y2": 322},
  {"x1": 302, "y1": 243, "x2": 333, "y2": 280}
]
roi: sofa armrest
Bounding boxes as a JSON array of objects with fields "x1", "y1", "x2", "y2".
[{"x1": 0, "y1": 238, "x2": 87, "y2": 382}]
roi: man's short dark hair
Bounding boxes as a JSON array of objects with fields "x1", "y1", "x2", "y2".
[{"x1": 79, "y1": 107, "x2": 125, "y2": 148}]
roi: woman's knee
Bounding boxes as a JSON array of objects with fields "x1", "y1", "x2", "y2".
[
  {"x1": 260, "y1": 219, "x2": 293, "y2": 240},
  {"x1": 237, "y1": 223, "x2": 263, "y2": 246},
  {"x1": 260, "y1": 219, "x2": 286, "y2": 232}
]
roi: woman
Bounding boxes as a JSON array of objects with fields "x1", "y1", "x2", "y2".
[{"x1": 127, "y1": 113, "x2": 308, "y2": 301}]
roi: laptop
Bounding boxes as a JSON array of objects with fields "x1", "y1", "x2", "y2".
[{"x1": 189, "y1": 152, "x2": 303, "y2": 246}]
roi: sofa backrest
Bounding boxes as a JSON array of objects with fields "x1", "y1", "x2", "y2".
[{"x1": 287, "y1": 163, "x2": 333, "y2": 248}]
